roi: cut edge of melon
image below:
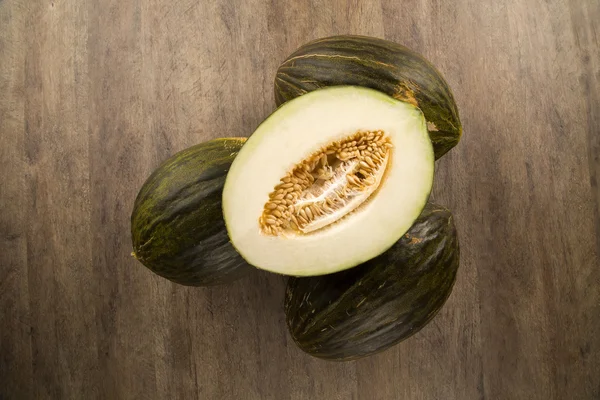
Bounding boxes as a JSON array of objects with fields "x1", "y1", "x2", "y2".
[{"x1": 223, "y1": 86, "x2": 434, "y2": 276}]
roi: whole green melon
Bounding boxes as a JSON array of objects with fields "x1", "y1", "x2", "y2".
[
  {"x1": 274, "y1": 35, "x2": 462, "y2": 159},
  {"x1": 131, "y1": 138, "x2": 252, "y2": 286},
  {"x1": 284, "y1": 202, "x2": 460, "y2": 360}
]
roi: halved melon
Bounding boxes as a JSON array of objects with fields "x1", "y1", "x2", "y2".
[{"x1": 222, "y1": 86, "x2": 434, "y2": 276}]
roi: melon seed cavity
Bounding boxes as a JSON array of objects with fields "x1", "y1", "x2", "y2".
[{"x1": 259, "y1": 130, "x2": 393, "y2": 236}]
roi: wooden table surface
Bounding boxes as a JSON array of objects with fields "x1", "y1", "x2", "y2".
[{"x1": 1, "y1": 1, "x2": 599, "y2": 399}]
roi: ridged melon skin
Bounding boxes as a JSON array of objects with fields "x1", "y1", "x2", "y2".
[
  {"x1": 284, "y1": 203, "x2": 460, "y2": 360},
  {"x1": 131, "y1": 138, "x2": 252, "y2": 286},
  {"x1": 274, "y1": 35, "x2": 462, "y2": 159}
]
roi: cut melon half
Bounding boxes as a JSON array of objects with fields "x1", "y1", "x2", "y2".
[{"x1": 222, "y1": 86, "x2": 434, "y2": 276}]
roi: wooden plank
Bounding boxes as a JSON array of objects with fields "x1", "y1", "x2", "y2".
[
  {"x1": 0, "y1": 2, "x2": 32, "y2": 399},
  {"x1": 567, "y1": 0, "x2": 600, "y2": 398},
  {"x1": 18, "y1": 0, "x2": 99, "y2": 398},
  {"x1": 86, "y1": 0, "x2": 159, "y2": 398}
]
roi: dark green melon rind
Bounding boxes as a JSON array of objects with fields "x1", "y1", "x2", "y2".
[
  {"x1": 131, "y1": 138, "x2": 251, "y2": 286},
  {"x1": 284, "y1": 202, "x2": 459, "y2": 360},
  {"x1": 274, "y1": 35, "x2": 462, "y2": 159}
]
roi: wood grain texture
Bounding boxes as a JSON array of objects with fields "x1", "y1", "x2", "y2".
[
  {"x1": 0, "y1": 0, "x2": 598, "y2": 399},
  {"x1": 0, "y1": 2, "x2": 32, "y2": 399}
]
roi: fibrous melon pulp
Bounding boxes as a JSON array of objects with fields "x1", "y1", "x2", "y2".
[{"x1": 222, "y1": 86, "x2": 434, "y2": 276}]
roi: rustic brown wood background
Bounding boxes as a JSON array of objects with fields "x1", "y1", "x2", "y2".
[{"x1": 1, "y1": 0, "x2": 599, "y2": 399}]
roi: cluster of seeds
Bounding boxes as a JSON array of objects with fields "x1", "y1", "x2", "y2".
[{"x1": 260, "y1": 130, "x2": 393, "y2": 236}]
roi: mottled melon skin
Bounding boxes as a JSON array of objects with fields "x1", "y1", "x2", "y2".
[
  {"x1": 284, "y1": 203, "x2": 460, "y2": 360},
  {"x1": 131, "y1": 138, "x2": 252, "y2": 286},
  {"x1": 274, "y1": 35, "x2": 462, "y2": 159}
]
